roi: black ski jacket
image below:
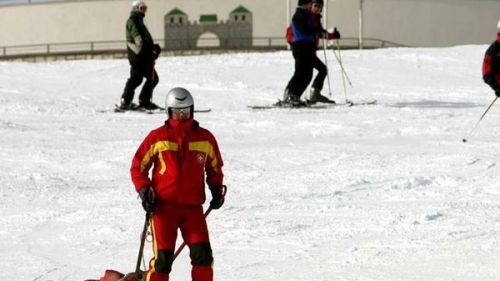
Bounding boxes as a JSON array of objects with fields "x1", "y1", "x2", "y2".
[
  {"x1": 290, "y1": 8, "x2": 316, "y2": 57},
  {"x1": 126, "y1": 11, "x2": 155, "y2": 66}
]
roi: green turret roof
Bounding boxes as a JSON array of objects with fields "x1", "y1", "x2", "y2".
[
  {"x1": 166, "y1": 8, "x2": 186, "y2": 16},
  {"x1": 200, "y1": 14, "x2": 218, "y2": 22},
  {"x1": 231, "y1": 5, "x2": 251, "y2": 14}
]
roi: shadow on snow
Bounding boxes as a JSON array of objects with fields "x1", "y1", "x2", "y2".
[{"x1": 391, "y1": 100, "x2": 481, "y2": 109}]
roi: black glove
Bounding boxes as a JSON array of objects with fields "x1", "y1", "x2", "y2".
[
  {"x1": 485, "y1": 76, "x2": 498, "y2": 90},
  {"x1": 138, "y1": 187, "x2": 156, "y2": 213},
  {"x1": 486, "y1": 77, "x2": 500, "y2": 97},
  {"x1": 209, "y1": 185, "x2": 227, "y2": 210},
  {"x1": 152, "y1": 44, "x2": 161, "y2": 60},
  {"x1": 332, "y1": 27, "x2": 341, "y2": 40}
]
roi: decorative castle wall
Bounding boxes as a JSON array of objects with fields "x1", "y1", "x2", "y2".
[{"x1": 164, "y1": 7, "x2": 253, "y2": 50}]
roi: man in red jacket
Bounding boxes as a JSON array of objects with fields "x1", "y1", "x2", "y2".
[
  {"x1": 130, "y1": 87, "x2": 226, "y2": 281},
  {"x1": 483, "y1": 20, "x2": 500, "y2": 97}
]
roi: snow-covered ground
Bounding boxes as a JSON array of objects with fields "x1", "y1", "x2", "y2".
[{"x1": 1, "y1": 45, "x2": 500, "y2": 281}]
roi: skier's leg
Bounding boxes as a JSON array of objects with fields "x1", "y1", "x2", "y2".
[
  {"x1": 180, "y1": 206, "x2": 213, "y2": 281},
  {"x1": 311, "y1": 55, "x2": 327, "y2": 91},
  {"x1": 146, "y1": 204, "x2": 181, "y2": 281},
  {"x1": 139, "y1": 64, "x2": 159, "y2": 106},
  {"x1": 294, "y1": 53, "x2": 313, "y2": 100},
  {"x1": 121, "y1": 64, "x2": 143, "y2": 106},
  {"x1": 190, "y1": 243, "x2": 213, "y2": 281},
  {"x1": 285, "y1": 52, "x2": 301, "y2": 101},
  {"x1": 309, "y1": 56, "x2": 331, "y2": 102}
]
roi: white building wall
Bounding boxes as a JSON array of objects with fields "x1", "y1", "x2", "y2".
[
  {"x1": 362, "y1": 0, "x2": 500, "y2": 47},
  {"x1": 0, "y1": 0, "x2": 290, "y2": 46},
  {"x1": 0, "y1": 0, "x2": 498, "y2": 47}
]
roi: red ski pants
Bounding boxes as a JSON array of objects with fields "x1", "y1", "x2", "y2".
[{"x1": 145, "y1": 204, "x2": 213, "y2": 281}]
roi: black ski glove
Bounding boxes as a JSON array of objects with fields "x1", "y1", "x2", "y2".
[
  {"x1": 209, "y1": 185, "x2": 227, "y2": 210},
  {"x1": 152, "y1": 44, "x2": 161, "y2": 60},
  {"x1": 485, "y1": 76, "x2": 498, "y2": 91},
  {"x1": 138, "y1": 186, "x2": 156, "y2": 213},
  {"x1": 332, "y1": 27, "x2": 341, "y2": 40}
]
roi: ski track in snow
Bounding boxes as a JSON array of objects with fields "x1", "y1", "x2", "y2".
[{"x1": 1, "y1": 46, "x2": 500, "y2": 280}]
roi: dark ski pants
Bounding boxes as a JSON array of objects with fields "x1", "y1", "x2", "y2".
[
  {"x1": 311, "y1": 55, "x2": 327, "y2": 91},
  {"x1": 286, "y1": 51, "x2": 314, "y2": 99},
  {"x1": 146, "y1": 204, "x2": 213, "y2": 281},
  {"x1": 121, "y1": 62, "x2": 159, "y2": 105}
]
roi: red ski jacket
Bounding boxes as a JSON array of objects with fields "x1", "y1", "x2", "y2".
[
  {"x1": 482, "y1": 33, "x2": 500, "y2": 88},
  {"x1": 130, "y1": 119, "x2": 224, "y2": 206},
  {"x1": 310, "y1": 13, "x2": 326, "y2": 51}
]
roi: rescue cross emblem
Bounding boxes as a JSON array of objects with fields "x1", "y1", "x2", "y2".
[{"x1": 196, "y1": 153, "x2": 205, "y2": 164}]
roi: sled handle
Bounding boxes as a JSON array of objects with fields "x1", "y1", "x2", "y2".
[{"x1": 135, "y1": 212, "x2": 151, "y2": 275}]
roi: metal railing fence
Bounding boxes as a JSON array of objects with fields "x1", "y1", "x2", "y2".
[{"x1": 0, "y1": 37, "x2": 405, "y2": 61}]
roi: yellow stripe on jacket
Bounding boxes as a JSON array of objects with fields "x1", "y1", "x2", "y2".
[{"x1": 140, "y1": 141, "x2": 179, "y2": 174}]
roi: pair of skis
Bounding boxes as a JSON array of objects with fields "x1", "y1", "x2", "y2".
[
  {"x1": 112, "y1": 104, "x2": 212, "y2": 114},
  {"x1": 113, "y1": 104, "x2": 164, "y2": 114},
  {"x1": 248, "y1": 99, "x2": 376, "y2": 110}
]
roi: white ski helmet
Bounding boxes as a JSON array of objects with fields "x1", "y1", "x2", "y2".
[
  {"x1": 497, "y1": 20, "x2": 500, "y2": 29},
  {"x1": 165, "y1": 87, "x2": 194, "y2": 117},
  {"x1": 132, "y1": 0, "x2": 147, "y2": 11}
]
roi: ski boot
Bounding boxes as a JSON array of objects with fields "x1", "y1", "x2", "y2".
[
  {"x1": 280, "y1": 88, "x2": 306, "y2": 107},
  {"x1": 308, "y1": 88, "x2": 335, "y2": 104},
  {"x1": 119, "y1": 99, "x2": 140, "y2": 110},
  {"x1": 139, "y1": 101, "x2": 162, "y2": 110},
  {"x1": 279, "y1": 89, "x2": 305, "y2": 107}
]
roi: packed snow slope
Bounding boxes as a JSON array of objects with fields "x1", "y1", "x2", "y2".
[{"x1": 1, "y1": 46, "x2": 500, "y2": 281}]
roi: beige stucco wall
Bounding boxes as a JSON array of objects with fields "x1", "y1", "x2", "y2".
[
  {"x1": 0, "y1": 0, "x2": 129, "y2": 45},
  {"x1": 0, "y1": 0, "x2": 499, "y2": 47},
  {"x1": 0, "y1": 0, "x2": 292, "y2": 46},
  {"x1": 362, "y1": 0, "x2": 500, "y2": 47}
]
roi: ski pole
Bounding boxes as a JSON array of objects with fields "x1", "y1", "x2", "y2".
[
  {"x1": 322, "y1": 39, "x2": 332, "y2": 98},
  {"x1": 135, "y1": 212, "x2": 151, "y2": 275},
  {"x1": 331, "y1": 40, "x2": 353, "y2": 87},
  {"x1": 335, "y1": 39, "x2": 349, "y2": 103},
  {"x1": 172, "y1": 206, "x2": 213, "y2": 261},
  {"x1": 462, "y1": 97, "x2": 498, "y2": 143}
]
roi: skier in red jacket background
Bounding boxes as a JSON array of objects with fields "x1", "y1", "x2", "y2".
[
  {"x1": 130, "y1": 87, "x2": 226, "y2": 281},
  {"x1": 308, "y1": 0, "x2": 340, "y2": 103},
  {"x1": 483, "y1": 20, "x2": 500, "y2": 97}
]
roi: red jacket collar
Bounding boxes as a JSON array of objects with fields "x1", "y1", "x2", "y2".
[
  {"x1": 165, "y1": 118, "x2": 198, "y2": 129},
  {"x1": 497, "y1": 33, "x2": 500, "y2": 43}
]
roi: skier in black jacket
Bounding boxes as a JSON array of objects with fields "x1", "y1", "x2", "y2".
[
  {"x1": 120, "y1": 0, "x2": 161, "y2": 110},
  {"x1": 483, "y1": 20, "x2": 500, "y2": 98}
]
